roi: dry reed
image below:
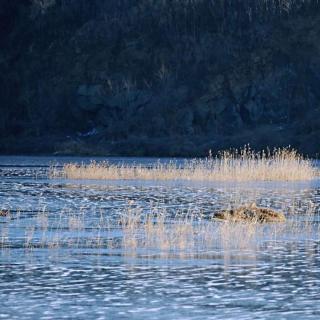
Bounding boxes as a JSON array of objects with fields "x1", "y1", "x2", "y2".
[
  {"x1": 1, "y1": 199, "x2": 318, "y2": 257},
  {"x1": 119, "y1": 201, "x2": 319, "y2": 255},
  {"x1": 52, "y1": 146, "x2": 317, "y2": 182}
]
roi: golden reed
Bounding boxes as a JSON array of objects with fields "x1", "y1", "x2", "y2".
[{"x1": 51, "y1": 146, "x2": 317, "y2": 181}]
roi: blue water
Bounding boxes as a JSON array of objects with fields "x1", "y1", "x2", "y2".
[{"x1": 0, "y1": 156, "x2": 320, "y2": 319}]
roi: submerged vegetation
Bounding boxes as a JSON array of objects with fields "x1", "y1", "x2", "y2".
[{"x1": 52, "y1": 147, "x2": 317, "y2": 181}]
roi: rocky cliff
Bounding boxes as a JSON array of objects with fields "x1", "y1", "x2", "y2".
[{"x1": 1, "y1": 0, "x2": 320, "y2": 156}]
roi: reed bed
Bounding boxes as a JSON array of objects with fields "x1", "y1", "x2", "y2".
[
  {"x1": 51, "y1": 147, "x2": 317, "y2": 181},
  {"x1": 1, "y1": 201, "x2": 318, "y2": 258},
  {"x1": 119, "y1": 201, "x2": 318, "y2": 255}
]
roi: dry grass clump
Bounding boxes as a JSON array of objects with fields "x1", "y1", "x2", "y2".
[
  {"x1": 1, "y1": 200, "x2": 319, "y2": 259},
  {"x1": 119, "y1": 201, "x2": 319, "y2": 256},
  {"x1": 52, "y1": 146, "x2": 316, "y2": 181},
  {"x1": 120, "y1": 208, "x2": 262, "y2": 253}
]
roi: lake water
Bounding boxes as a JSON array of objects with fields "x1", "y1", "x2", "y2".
[{"x1": 1, "y1": 156, "x2": 320, "y2": 320}]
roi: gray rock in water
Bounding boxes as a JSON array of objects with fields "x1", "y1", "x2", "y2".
[{"x1": 215, "y1": 203, "x2": 286, "y2": 223}]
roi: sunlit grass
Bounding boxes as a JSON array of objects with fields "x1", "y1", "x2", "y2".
[
  {"x1": 51, "y1": 146, "x2": 317, "y2": 181},
  {"x1": 1, "y1": 200, "x2": 317, "y2": 258},
  {"x1": 119, "y1": 202, "x2": 318, "y2": 255}
]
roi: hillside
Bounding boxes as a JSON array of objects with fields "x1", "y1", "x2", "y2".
[{"x1": 1, "y1": 0, "x2": 320, "y2": 156}]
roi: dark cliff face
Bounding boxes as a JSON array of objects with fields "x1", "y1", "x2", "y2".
[{"x1": 1, "y1": 0, "x2": 320, "y2": 156}]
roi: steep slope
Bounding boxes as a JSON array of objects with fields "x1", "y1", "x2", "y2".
[{"x1": 1, "y1": 0, "x2": 320, "y2": 156}]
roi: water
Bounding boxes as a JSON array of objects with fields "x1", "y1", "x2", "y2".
[{"x1": 1, "y1": 156, "x2": 320, "y2": 320}]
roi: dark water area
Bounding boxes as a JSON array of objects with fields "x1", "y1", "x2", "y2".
[{"x1": 1, "y1": 156, "x2": 320, "y2": 319}]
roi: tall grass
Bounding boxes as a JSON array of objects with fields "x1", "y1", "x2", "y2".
[
  {"x1": 120, "y1": 206, "x2": 261, "y2": 254},
  {"x1": 119, "y1": 201, "x2": 318, "y2": 255},
  {"x1": 1, "y1": 200, "x2": 318, "y2": 260},
  {"x1": 52, "y1": 147, "x2": 317, "y2": 181}
]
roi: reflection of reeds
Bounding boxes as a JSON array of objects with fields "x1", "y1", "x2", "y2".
[
  {"x1": 68, "y1": 215, "x2": 84, "y2": 231},
  {"x1": 25, "y1": 226, "x2": 35, "y2": 248},
  {"x1": 0, "y1": 225, "x2": 9, "y2": 248},
  {"x1": 52, "y1": 147, "x2": 317, "y2": 182},
  {"x1": 285, "y1": 200, "x2": 317, "y2": 236}
]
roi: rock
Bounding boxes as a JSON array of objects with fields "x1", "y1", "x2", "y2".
[
  {"x1": 0, "y1": 209, "x2": 9, "y2": 217},
  {"x1": 214, "y1": 203, "x2": 286, "y2": 223}
]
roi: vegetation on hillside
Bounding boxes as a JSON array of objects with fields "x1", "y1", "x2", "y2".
[{"x1": 1, "y1": 0, "x2": 320, "y2": 155}]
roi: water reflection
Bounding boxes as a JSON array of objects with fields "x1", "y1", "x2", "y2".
[
  {"x1": 1, "y1": 157, "x2": 320, "y2": 319},
  {"x1": 1, "y1": 243, "x2": 320, "y2": 320}
]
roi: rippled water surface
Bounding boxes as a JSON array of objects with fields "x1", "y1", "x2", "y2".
[{"x1": 1, "y1": 156, "x2": 320, "y2": 320}]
